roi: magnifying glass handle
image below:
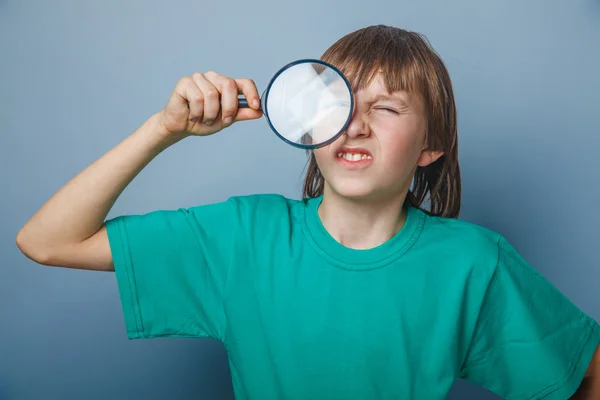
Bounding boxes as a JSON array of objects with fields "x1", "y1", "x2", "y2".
[{"x1": 238, "y1": 98, "x2": 262, "y2": 110}]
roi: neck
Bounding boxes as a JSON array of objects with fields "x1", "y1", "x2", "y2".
[{"x1": 317, "y1": 185, "x2": 410, "y2": 250}]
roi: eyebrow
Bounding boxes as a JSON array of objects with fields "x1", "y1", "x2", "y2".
[{"x1": 367, "y1": 93, "x2": 410, "y2": 107}]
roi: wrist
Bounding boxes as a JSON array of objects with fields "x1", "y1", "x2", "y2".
[{"x1": 143, "y1": 112, "x2": 187, "y2": 152}]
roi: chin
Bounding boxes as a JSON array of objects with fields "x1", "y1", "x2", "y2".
[
  {"x1": 324, "y1": 176, "x2": 408, "y2": 203},
  {"x1": 325, "y1": 180, "x2": 381, "y2": 200}
]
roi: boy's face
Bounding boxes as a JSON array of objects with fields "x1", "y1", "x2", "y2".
[{"x1": 314, "y1": 73, "x2": 443, "y2": 201}]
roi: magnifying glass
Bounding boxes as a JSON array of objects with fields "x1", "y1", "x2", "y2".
[{"x1": 240, "y1": 59, "x2": 354, "y2": 150}]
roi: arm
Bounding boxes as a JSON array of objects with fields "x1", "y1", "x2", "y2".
[
  {"x1": 16, "y1": 72, "x2": 261, "y2": 271},
  {"x1": 570, "y1": 343, "x2": 600, "y2": 399},
  {"x1": 460, "y1": 236, "x2": 600, "y2": 399},
  {"x1": 16, "y1": 113, "x2": 176, "y2": 271}
]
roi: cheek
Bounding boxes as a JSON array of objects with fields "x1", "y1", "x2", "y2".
[
  {"x1": 313, "y1": 148, "x2": 328, "y2": 165},
  {"x1": 381, "y1": 142, "x2": 415, "y2": 170},
  {"x1": 374, "y1": 125, "x2": 425, "y2": 170},
  {"x1": 313, "y1": 133, "x2": 345, "y2": 165}
]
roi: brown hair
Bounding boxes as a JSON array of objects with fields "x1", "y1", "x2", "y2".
[{"x1": 301, "y1": 25, "x2": 461, "y2": 218}]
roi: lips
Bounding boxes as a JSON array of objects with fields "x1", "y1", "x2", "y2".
[
  {"x1": 334, "y1": 146, "x2": 374, "y2": 169},
  {"x1": 336, "y1": 146, "x2": 373, "y2": 161}
]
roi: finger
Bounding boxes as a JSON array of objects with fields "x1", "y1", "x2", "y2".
[
  {"x1": 202, "y1": 71, "x2": 239, "y2": 125},
  {"x1": 191, "y1": 72, "x2": 220, "y2": 125},
  {"x1": 217, "y1": 78, "x2": 239, "y2": 126},
  {"x1": 235, "y1": 78, "x2": 261, "y2": 110},
  {"x1": 170, "y1": 77, "x2": 204, "y2": 122},
  {"x1": 234, "y1": 107, "x2": 264, "y2": 122}
]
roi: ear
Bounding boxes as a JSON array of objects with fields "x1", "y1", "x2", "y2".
[{"x1": 416, "y1": 149, "x2": 444, "y2": 167}]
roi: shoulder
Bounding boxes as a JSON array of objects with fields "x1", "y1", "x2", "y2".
[
  {"x1": 226, "y1": 193, "x2": 298, "y2": 209},
  {"x1": 417, "y1": 209, "x2": 503, "y2": 258},
  {"x1": 414, "y1": 208, "x2": 543, "y2": 281},
  {"x1": 221, "y1": 193, "x2": 301, "y2": 216},
  {"x1": 195, "y1": 193, "x2": 303, "y2": 228},
  {"x1": 408, "y1": 209, "x2": 507, "y2": 281}
]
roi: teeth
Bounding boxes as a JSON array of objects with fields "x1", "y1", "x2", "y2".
[{"x1": 338, "y1": 152, "x2": 372, "y2": 161}]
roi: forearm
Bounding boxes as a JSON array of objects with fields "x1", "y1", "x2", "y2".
[
  {"x1": 570, "y1": 349, "x2": 600, "y2": 400},
  {"x1": 16, "y1": 112, "x2": 176, "y2": 261},
  {"x1": 569, "y1": 376, "x2": 598, "y2": 399}
]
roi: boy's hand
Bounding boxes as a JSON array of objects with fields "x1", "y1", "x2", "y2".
[{"x1": 157, "y1": 71, "x2": 263, "y2": 139}]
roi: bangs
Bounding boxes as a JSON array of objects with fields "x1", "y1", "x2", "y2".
[{"x1": 320, "y1": 26, "x2": 427, "y2": 97}]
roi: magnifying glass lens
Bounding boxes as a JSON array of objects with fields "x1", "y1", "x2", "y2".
[{"x1": 263, "y1": 61, "x2": 353, "y2": 149}]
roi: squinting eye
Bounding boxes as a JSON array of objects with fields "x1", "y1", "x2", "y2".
[{"x1": 376, "y1": 107, "x2": 399, "y2": 114}]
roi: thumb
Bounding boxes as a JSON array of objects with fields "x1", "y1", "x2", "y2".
[{"x1": 234, "y1": 108, "x2": 264, "y2": 122}]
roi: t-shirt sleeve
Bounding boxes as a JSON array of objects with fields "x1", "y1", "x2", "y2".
[
  {"x1": 459, "y1": 235, "x2": 600, "y2": 399},
  {"x1": 105, "y1": 197, "x2": 244, "y2": 342}
]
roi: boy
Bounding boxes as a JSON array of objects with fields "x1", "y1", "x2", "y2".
[{"x1": 17, "y1": 25, "x2": 600, "y2": 399}]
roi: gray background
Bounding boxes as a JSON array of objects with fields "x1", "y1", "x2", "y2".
[{"x1": 1, "y1": 0, "x2": 599, "y2": 399}]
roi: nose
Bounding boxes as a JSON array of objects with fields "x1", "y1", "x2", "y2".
[{"x1": 344, "y1": 108, "x2": 370, "y2": 139}]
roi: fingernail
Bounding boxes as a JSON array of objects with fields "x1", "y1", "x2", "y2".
[
  {"x1": 223, "y1": 116, "x2": 232, "y2": 125},
  {"x1": 252, "y1": 99, "x2": 260, "y2": 109},
  {"x1": 190, "y1": 117, "x2": 198, "y2": 122},
  {"x1": 205, "y1": 120, "x2": 213, "y2": 125}
]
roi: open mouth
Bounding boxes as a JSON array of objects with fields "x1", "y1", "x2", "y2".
[
  {"x1": 335, "y1": 147, "x2": 374, "y2": 168},
  {"x1": 336, "y1": 151, "x2": 373, "y2": 161}
]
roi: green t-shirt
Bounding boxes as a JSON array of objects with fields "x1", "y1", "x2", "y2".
[{"x1": 105, "y1": 194, "x2": 600, "y2": 399}]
